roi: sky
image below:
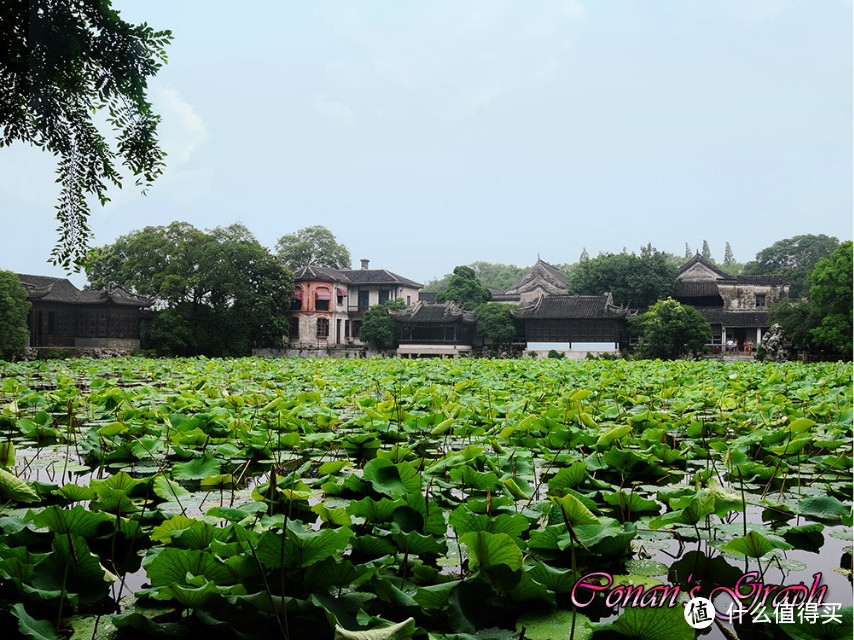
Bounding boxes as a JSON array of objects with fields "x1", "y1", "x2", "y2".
[{"x1": 1, "y1": 0, "x2": 852, "y2": 289}]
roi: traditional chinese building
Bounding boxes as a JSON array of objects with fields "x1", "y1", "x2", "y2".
[
  {"x1": 511, "y1": 293, "x2": 631, "y2": 358},
  {"x1": 674, "y1": 255, "x2": 789, "y2": 348},
  {"x1": 16, "y1": 274, "x2": 153, "y2": 351},
  {"x1": 389, "y1": 301, "x2": 476, "y2": 358}
]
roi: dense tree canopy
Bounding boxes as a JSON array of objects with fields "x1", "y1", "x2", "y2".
[
  {"x1": 360, "y1": 299, "x2": 405, "y2": 350},
  {"x1": 0, "y1": 270, "x2": 30, "y2": 360},
  {"x1": 809, "y1": 241, "x2": 852, "y2": 354},
  {"x1": 630, "y1": 298, "x2": 710, "y2": 359},
  {"x1": 435, "y1": 266, "x2": 492, "y2": 309},
  {"x1": 743, "y1": 234, "x2": 840, "y2": 299},
  {"x1": 1, "y1": 1, "x2": 171, "y2": 269},
  {"x1": 275, "y1": 226, "x2": 351, "y2": 271},
  {"x1": 86, "y1": 222, "x2": 293, "y2": 356},
  {"x1": 474, "y1": 303, "x2": 518, "y2": 346},
  {"x1": 424, "y1": 262, "x2": 530, "y2": 292},
  {"x1": 567, "y1": 244, "x2": 678, "y2": 308}
]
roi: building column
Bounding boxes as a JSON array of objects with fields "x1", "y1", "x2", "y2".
[{"x1": 756, "y1": 327, "x2": 762, "y2": 345}]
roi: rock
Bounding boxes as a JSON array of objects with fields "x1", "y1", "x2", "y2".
[{"x1": 759, "y1": 324, "x2": 795, "y2": 362}]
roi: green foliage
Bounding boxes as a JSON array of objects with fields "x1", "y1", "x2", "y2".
[
  {"x1": 275, "y1": 225, "x2": 351, "y2": 270},
  {"x1": 723, "y1": 241, "x2": 735, "y2": 265},
  {"x1": 435, "y1": 266, "x2": 491, "y2": 309},
  {"x1": 769, "y1": 298, "x2": 820, "y2": 351},
  {"x1": 34, "y1": 348, "x2": 78, "y2": 361},
  {"x1": 547, "y1": 350, "x2": 565, "y2": 359},
  {"x1": 809, "y1": 241, "x2": 853, "y2": 354},
  {"x1": 567, "y1": 244, "x2": 677, "y2": 308},
  {"x1": 474, "y1": 303, "x2": 517, "y2": 346},
  {"x1": 701, "y1": 239, "x2": 711, "y2": 260},
  {"x1": 0, "y1": 270, "x2": 30, "y2": 361},
  {"x1": 86, "y1": 222, "x2": 293, "y2": 356},
  {"x1": 0, "y1": 2, "x2": 171, "y2": 269},
  {"x1": 360, "y1": 300, "x2": 405, "y2": 349},
  {"x1": 631, "y1": 298, "x2": 709, "y2": 359},
  {"x1": 424, "y1": 261, "x2": 529, "y2": 292},
  {"x1": 744, "y1": 234, "x2": 840, "y2": 299}
]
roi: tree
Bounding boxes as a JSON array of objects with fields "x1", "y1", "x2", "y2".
[
  {"x1": 630, "y1": 298, "x2": 710, "y2": 359},
  {"x1": 724, "y1": 242, "x2": 735, "y2": 266},
  {"x1": 86, "y1": 222, "x2": 293, "y2": 356},
  {"x1": 567, "y1": 244, "x2": 677, "y2": 308},
  {"x1": 424, "y1": 262, "x2": 528, "y2": 292},
  {"x1": 743, "y1": 234, "x2": 839, "y2": 299},
  {"x1": 435, "y1": 266, "x2": 491, "y2": 309},
  {"x1": 768, "y1": 299, "x2": 820, "y2": 352},
  {"x1": 579, "y1": 248, "x2": 589, "y2": 262},
  {"x1": 701, "y1": 240, "x2": 712, "y2": 260},
  {"x1": 1, "y1": 1, "x2": 172, "y2": 269},
  {"x1": 0, "y1": 271, "x2": 30, "y2": 360},
  {"x1": 275, "y1": 225, "x2": 351, "y2": 271},
  {"x1": 360, "y1": 299, "x2": 405, "y2": 350},
  {"x1": 685, "y1": 243, "x2": 692, "y2": 259},
  {"x1": 475, "y1": 303, "x2": 518, "y2": 347},
  {"x1": 809, "y1": 241, "x2": 852, "y2": 354}
]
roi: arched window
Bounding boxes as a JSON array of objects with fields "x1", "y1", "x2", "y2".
[
  {"x1": 315, "y1": 287, "x2": 331, "y2": 311},
  {"x1": 316, "y1": 317, "x2": 329, "y2": 338},
  {"x1": 292, "y1": 287, "x2": 304, "y2": 311}
]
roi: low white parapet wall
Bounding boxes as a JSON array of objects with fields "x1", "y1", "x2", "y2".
[
  {"x1": 397, "y1": 344, "x2": 473, "y2": 358},
  {"x1": 526, "y1": 342, "x2": 619, "y2": 360}
]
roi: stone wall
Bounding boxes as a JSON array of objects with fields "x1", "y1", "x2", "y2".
[{"x1": 718, "y1": 284, "x2": 788, "y2": 310}]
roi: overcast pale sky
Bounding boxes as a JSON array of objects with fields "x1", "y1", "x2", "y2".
[{"x1": 1, "y1": 0, "x2": 851, "y2": 288}]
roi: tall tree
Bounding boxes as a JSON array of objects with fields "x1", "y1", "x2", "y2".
[
  {"x1": 475, "y1": 303, "x2": 518, "y2": 347},
  {"x1": 685, "y1": 243, "x2": 692, "y2": 259},
  {"x1": 424, "y1": 262, "x2": 528, "y2": 292},
  {"x1": 86, "y1": 222, "x2": 293, "y2": 356},
  {"x1": 630, "y1": 298, "x2": 710, "y2": 359},
  {"x1": 0, "y1": 271, "x2": 30, "y2": 361},
  {"x1": 360, "y1": 299, "x2": 406, "y2": 350},
  {"x1": 743, "y1": 234, "x2": 840, "y2": 299},
  {"x1": 435, "y1": 266, "x2": 491, "y2": 309},
  {"x1": 701, "y1": 240, "x2": 711, "y2": 260},
  {"x1": 275, "y1": 225, "x2": 351, "y2": 271},
  {"x1": 723, "y1": 242, "x2": 735, "y2": 266},
  {"x1": 567, "y1": 244, "x2": 677, "y2": 308},
  {"x1": 1, "y1": 1, "x2": 172, "y2": 269},
  {"x1": 579, "y1": 248, "x2": 589, "y2": 262},
  {"x1": 809, "y1": 241, "x2": 852, "y2": 354}
]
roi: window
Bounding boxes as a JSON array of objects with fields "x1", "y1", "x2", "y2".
[
  {"x1": 379, "y1": 290, "x2": 390, "y2": 305},
  {"x1": 351, "y1": 320, "x2": 362, "y2": 338},
  {"x1": 289, "y1": 317, "x2": 300, "y2": 339},
  {"x1": 292, "y1": 287, "x2": 304, "y2": 311},
  {"x1": 315, "y1": 288, "x2": 331, "y2": 311},
  {"x1": 755, "y1": 294, "x2": 766, "y2": 308},
  {"x1": 317, "y1": 317, "x2": 329, "y2": 338},
  {"x1": 407, "y1": 295, "x2": 411, "y2": 306},
  {"x1": 358, "y1": 290, "x2": 370, "y2": 310}
]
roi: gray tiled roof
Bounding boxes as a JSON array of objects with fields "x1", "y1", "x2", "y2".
[
  {"x1": 678, "y1": 254, "x2": 732, "y2": 279},
  {"x1": 292, "y1": 265, "x2": 350, "y2": 283},
  {"x1": 694, "y1": 307, "x2": 770, "y2": 328},
  {"x1": 16, "y1": 274, "x2": 153, "y2": 307},
  {"x1": 418, "y1": 291, "x2": 438, "y2": 302},
  {"x1": 674, "y1": 282, "x2": 722, "y2": 297},
  {"x1": 390, "y1": 301, "x2": 475, "y2": 324},
  {"x1": 504, "y1": 259, "x2": 568, "y2": 296},
  {"x1": 511, "y1": 294, "x2": 629, "y2": 320},
  {"x1": 339, "y1": 269, "x2": 423, "y2": 288}
]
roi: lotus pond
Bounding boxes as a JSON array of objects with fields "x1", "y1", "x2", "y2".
[{"x1": 0, "y1": 357, "x2": 851, "y2": 640}]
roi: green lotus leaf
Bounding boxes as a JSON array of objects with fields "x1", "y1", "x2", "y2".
[
  {"x1": 413, "y1": 581, "x2": 459, "y2": 610},
  {"x1": 0, "y1": 468, "x2": 40, "y2": 503},
  {"x1": 11, "y1": 602, "x2": 58, "y2": 640},
  {"x1": 449, "y1": 506, "x2": 529, "y2": 537},
  {"x1": 550, "y1": 493, "x2": 601, "y2": 527},
  {"x1": 31, "y1": 534, "x2": 117, "y2": 603},
  {"x1": 347, "y1": 496, "x2": 403, "y2": 523},
  {"x1": 602, "y1": 603, "x2": 693, "y2": 640},
  {"x1": 172, "y1": 454, "x2": 221, "y2": 480},
  {"x1": 391, "y1": 530, "x2": 447, "y2": 555},
  {"x1": 200, "y1": 473, "x2": 237, "y2": 489},
  {"x1": 449, "y1": 465, "x2": 500, "y2": 491},
  {"x1": 334, "y1": 617, "x2": 416, "y2": 640},
  {"x1": 313, "y1": 502, "x2": 353, "y2": 527},
  {"x1": 146, "y1": 547, "x2": 234, "y2": 588},
  {"x1": 720, "y1": 530, "x2": 793, "y2": 558},
  {"x1": 255, "y1": 520, "x2": 353, "y2": 569},
  {"x1": 777, "y1": 605, "x2": 853, "y2": 640},
  {"x1": 597, "y1": 424, "x2": 633, "y2": 447},
  {"x1": 0, "y1": 442, "x2": 14, "y2": 467},
  {"x1": 152, "y1": 474, "x2": 191, "y2": 501},
  {"x1": 547, "y1": 462, "x2": 588, "y2": 492},
  {"x1": 602, "y1": 491, "x2": 661, "y2": 514},
  {"x1": 52, "y1": 483, "x2": 96, "y2": 502},
  {"x1": 363, "y1": 459, "x2": 421, "y2": 497},
  {"x1": 30, "y1": 505, "x2": 112, "y2": 538},
  {"x1": 798, "y1": 496, "x2": 850, "y2": 521},
  {"x1": 516, "y1": 609, "x2": 594, "y2": 640},
  {"x1": 319, "y1": 460, "x2": 353, "y2": 475},
  {"x1": 150, "y1": 514, "x2": 197, "y2": 544},
  {"x1": 170, "y1": 521, "x2": 232, "y2": 550}
]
